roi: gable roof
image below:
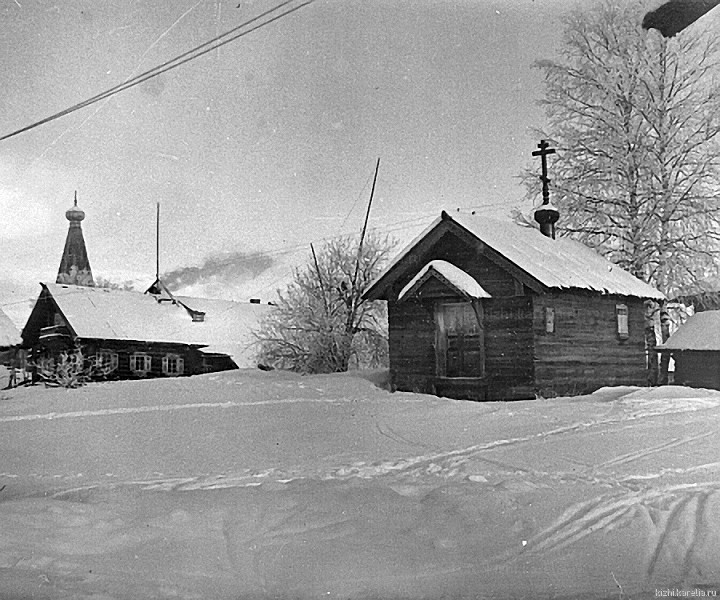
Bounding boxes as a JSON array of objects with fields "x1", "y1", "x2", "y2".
[
  {"x1": 365, "y1": 211, "x2": 664, "y2": 301},
  {"x1": 29, "y1": 283, "x2": 272, "y2": 367},
  {"x1": 399, "y1": 260, "x2": 491, "y2": 301},
  {"x1": 0, "y1": 308, "x2": 21, "y2": 347},
  {"x1": 658, "y1": 310, "x2": 720, "y2": 351}
]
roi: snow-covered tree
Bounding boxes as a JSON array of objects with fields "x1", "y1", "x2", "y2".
[
  {"x1": 522, "y1": 0, "x2": 720, "y2": 383},
  {"x1": 523, "y1": 0, "x2": 720, "y2": 297},
  {"x1": 256, "y1": 233, "x2": 394, "y2": 374}
]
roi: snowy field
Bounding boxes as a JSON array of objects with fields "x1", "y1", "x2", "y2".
[{"x1": 0, "y1": 370, "x2": 719, "y2": 599}]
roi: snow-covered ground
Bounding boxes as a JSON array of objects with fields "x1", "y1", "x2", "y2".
[{"x1": 0, "y1": 370, "x2": 719, "y2": 599}]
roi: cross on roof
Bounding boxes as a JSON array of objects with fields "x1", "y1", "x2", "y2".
[{"x1": 532, "y1": 140, "x2": 556, "y2": 206}]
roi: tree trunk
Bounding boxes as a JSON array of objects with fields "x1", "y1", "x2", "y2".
[
  {"x1": 645, "y1": 300, "x2": 660, "y2": 386},
  {"x1": 658, "y1": 300, "x2": 671, "y2": 385}
]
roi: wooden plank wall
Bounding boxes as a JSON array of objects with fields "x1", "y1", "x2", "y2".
[
  {"x1": 532, "y1": 293, "x2": 648, "y2": 397},
  {"x1": 389, "y1": 296, "x2": 537, "y2": 400},
  {"x1": 396, "y1": 231, "x2": 519, "y2": 298},
  {"x1": 484, "y1": 296, "x2": 535, "y2": 400},
  {"x1": 673, "y1": 351, "x2": 720, "y2": 390},
  {"x1": 81, "y1": 340, "x2": 202, "y2": 379},
  {"x1": 388, "y1": 299, "x2": 437, "y2": 394},
  {"x1": 388, "y1": 231, "x2": 538, "y2": 400}
]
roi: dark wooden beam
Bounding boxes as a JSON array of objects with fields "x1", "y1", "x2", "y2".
[{"x1": 642, "y1": 0, "x2": 720, "y2": 37}]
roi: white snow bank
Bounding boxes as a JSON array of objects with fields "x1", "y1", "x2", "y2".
[{"x1": 1, "y1": 373, "x2": 720, "y2": 598}]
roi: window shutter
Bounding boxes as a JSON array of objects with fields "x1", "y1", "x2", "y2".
[
  {"x1": 545, "y1": 307, "x2": 555, "y2": 333},
  {"x1": 616, "y1": 304, "x2": 629, "y2": 340}
]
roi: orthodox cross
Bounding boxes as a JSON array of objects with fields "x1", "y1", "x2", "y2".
[{"x1": 531, "y1": 140, "x2": 556, "y2": 205}]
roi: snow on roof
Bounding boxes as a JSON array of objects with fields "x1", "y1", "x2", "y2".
[
  {"x1": 399, "y1": 260, "x2": 491, "y2": 301},
  {"x1": 658, "y1": 310, "x2": 720, "y2": 351},
  {"x1": 42, "y1": 283, "x2": 272, "y2": 367},
  {"x1": 0, "y1": 308, "x2": 21, "y2": 347},
  {"x1": 369, "y1": 212, "x2": 664, "y2": 300}
]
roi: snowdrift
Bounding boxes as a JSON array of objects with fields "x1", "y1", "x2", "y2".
[{"x1": 0, "y1": 371, "x2": 718, "y2": 599}]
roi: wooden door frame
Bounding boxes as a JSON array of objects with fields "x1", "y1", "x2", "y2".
[{"x1": 435, "y1": 300, "x2": 485, "y2": 378}]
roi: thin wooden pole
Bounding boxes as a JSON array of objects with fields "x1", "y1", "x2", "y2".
[
  {"x1": 311, "y1": 242, "x2": 329, "y2": 316},
  {"x1": 346, "y1": 158, "x2": 380, "y2": 341},
  {"x1": 156, "y1": 202, "x2": 160, "y2": 281},
  {"x1": 351, "y1": 157, "x2": 380, "y2": 293}
]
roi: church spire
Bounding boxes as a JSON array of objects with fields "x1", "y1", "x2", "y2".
[{"x1": 56, "y1": 191, "x2": 94, "y2": 286}]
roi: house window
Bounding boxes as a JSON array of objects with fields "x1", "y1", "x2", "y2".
[
  {"x1": 94, "y1": 350, "x2": 119, "y2": 375},
  {"x1": 436, "y1": 302, "x2": 484, "y2": 378},
  {"x1": 545, "y1": 307, "x2": 555, "y2": 333},
  {"x1": 130, "y1": 352, "x2": 152, "y2": 375},
  {"x1": 162, "y1": 353, "x2": 184, "y2": 376},
  {"x1": 616, "y1": 304, "x2": 629, "y2": 340}
]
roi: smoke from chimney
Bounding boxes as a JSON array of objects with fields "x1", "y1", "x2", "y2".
[{"x1": 162, "y1": 250, "x2": 275, "y2": 292}]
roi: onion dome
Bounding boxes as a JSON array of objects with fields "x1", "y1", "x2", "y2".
[{"x1": 65, "y1": 192, "x2": 85, "y2": 223}]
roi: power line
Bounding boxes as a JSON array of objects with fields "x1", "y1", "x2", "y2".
[{"x1": 0, "y1": 0, "x2": 314, "y2": 143}]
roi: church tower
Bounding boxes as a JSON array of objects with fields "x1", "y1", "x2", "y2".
[{"x1": 57, "y1": 192, "x2": 94, "y2": 286}]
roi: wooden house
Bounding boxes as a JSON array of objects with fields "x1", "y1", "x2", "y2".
[
  {"x1": 363, "y1": 210, "x2": 664, "y2": 401},
  {"x1": 21, "y1": 195, "x2": 273, "y2": 382},
  {"x1": 657, "y1": 310, "x2": 720, "y2": 390},
  {"x1": 22, "y1": 282, "x2": 272, "y2": 380}
]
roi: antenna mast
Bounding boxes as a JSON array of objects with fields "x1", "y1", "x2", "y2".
[{"x1": 156, "y1": 202, "x2": 160, "y2": 281}]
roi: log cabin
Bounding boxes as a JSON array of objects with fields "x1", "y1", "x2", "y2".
[
  {"x1": 22, "y1": 282, "x2": 272, "y2": 379},
  {"x1": 363, "y1": 209, "x2": 665, "y2": 401},
  {"x1": 21, "y1": 195, "x2": 271, "y2": 381}
]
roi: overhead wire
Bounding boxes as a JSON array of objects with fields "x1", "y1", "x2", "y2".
[{"x1": 0, "y1": 0, "x2": 314, "y2": 143}]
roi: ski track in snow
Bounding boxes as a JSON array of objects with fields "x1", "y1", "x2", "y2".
[
  {"x1": 499, "y1": 481, "x2": 720, "y2": 583},
  {"x1": 0, "y1": 395, "x2": 423, "y2": 424},
  {"x1": 42, "y1": 396, "x2": 720, "y2": 498}
]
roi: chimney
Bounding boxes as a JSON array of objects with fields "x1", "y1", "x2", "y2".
[
  {"x1": 57, "y1": 192, "x2": 94, "y2": 286},
  {"x1": 534, "y1": 203, "x2": 560, "y2": 240}
]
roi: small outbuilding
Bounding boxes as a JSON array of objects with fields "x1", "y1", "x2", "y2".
[
  {"x1": 657, "y1": 310, "x2": 720, "y2": 390},
  {"x1": 363, "y1": 210, "x2": 664, "y2": 401}
]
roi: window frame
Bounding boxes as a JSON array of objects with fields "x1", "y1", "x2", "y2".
[
  {"x1": 94, "y1": 349, "x2": 119, "y2": 374},
  {"x1": 129, "y1": 352, "x2": 152, "y2": 375},
  {"x1": 162, "y1": 353, "x2": 185, "y2": 376}
]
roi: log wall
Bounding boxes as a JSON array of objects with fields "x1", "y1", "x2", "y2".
[
  {"x1": 532, "y1": 293, "x2": 648, "y2": 397},
  {"x1": 388, "y1": 299, "x2": 437, "y2": 394},
  {"x1": 388, "y1": 296, "x2": 536, "y2": 401},
  {"x1": 395, "y1": 231, "x2": 521, "y2": 298},
  {"x1": 483, "y1": 296, "x2": 535, "y2": 400}
]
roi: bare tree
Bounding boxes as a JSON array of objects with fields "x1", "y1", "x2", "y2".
[
  {"x1": 522, "y1": 0, "x2": 720, "y2": 383},
  {"x1": 256, "y1": 232, "x2": 394, "y2": 374}
]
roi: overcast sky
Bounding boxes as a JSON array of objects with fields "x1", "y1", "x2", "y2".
[{"x1": 0, "y1": 0, "x2": 667, "y2": 317}]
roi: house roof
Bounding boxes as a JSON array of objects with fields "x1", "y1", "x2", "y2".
[
  {"x1": 365, "y1": 211, "x2": 664, "y2": 301},
  {"x1": 0, "y1": 308, "x2": 21, "y2": 347},
  {"x1": 34, "y1": 283, "x2": 272, "y2": 367},
  {"x1": 399, "y1": 260, "x2": 491, "y2": 301},
  {"x1": 658, "y1": 310, "x2": 720, "y2": 351}
]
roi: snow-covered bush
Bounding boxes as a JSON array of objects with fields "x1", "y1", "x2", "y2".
[{"x1": 256, "y1": 233, "x2": 393, "y2": 373}]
